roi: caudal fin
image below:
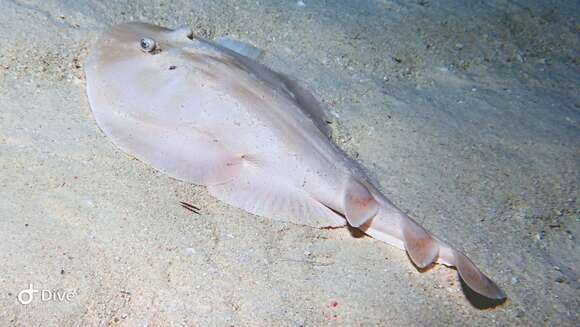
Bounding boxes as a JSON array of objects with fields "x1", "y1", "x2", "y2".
[{"x1": 453, "y1": 250, "x2": 506, "y2": 300}]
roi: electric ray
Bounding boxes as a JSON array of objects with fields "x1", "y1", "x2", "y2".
[{"x1": 84, "y1": 22, "x2": 506, "y2": 301}]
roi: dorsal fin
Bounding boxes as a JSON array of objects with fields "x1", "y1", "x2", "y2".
[
  {"x1": 343, "y1": 178, "x2": 379, "y2": 227},
  {"x1": 401, "y1": 217, "x2": 439, "y2": 269}
]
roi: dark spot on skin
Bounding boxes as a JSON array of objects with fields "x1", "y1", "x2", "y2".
[{"x1": 169, "y1": 65, "x2": 177, "y2": 70}]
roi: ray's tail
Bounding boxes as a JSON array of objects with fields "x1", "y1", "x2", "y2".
[{"x1": 342, "y1": 177, "x2": 506, "y2": 300}]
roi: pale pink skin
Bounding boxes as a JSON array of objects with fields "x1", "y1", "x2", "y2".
[{"x1": 85, "y1": 22, "x2": 505, "y2": 301}]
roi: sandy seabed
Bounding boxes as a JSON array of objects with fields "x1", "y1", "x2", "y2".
[{"x1": 0, "y1": 0, "x2": 578, "y2": 326}]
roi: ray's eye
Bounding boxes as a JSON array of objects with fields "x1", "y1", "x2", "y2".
[{"x1": 139, "y1": 37, "x2": 157, "y2": 53}]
